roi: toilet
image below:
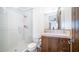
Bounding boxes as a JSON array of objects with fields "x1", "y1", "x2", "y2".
[
  {"x1": 26, "y1": 35, "x2": 41, "y2": 52},
  {"x1": 27, "y1": 43, "x2": 37, "y2": 52},
  {"x1": 26, "y1": 39, "x2": 41, "y2": 52}
]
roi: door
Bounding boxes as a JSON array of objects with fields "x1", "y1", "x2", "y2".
[{"x1": 72, "y1": 7, "x2": 79, "y2": 51}]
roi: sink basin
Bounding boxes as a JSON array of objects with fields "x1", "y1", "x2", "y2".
[
  {"x1": 42, "y1": 30, "x2": 71, "y2": 38},
  {"x1": 42, "y1": 33, "x2": 68, "y2": 36}
]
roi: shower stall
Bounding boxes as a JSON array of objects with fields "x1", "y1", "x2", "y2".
[{"x1": 0, "y1": 7, "x2": 33, "y2": 52}]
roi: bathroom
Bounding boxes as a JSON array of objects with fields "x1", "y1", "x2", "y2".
[{"x1": 0, "y1": 7, "x2": 79, "y2": 52}]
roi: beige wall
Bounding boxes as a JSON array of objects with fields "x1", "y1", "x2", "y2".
[
  {"x1": 61, "y1": 7, "x2": 72, "y2": 29},
  {"x1": 33, "y1": 7, "x2": 58, "y2": 39}
]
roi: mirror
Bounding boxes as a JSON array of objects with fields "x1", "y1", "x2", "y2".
[
  {"x1": 44, "y1": 7, "x2": 60, "y2": 30},
  {"x1": 48, "y1": 13, "x2": 58, "y2": 30},
  {"x1": 44, "y1": 7, "x2": 72, "y2": 30}
]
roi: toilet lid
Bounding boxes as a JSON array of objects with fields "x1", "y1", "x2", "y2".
[{"x1": 27, "y1": 43, "x2": 36, "y2": 49}]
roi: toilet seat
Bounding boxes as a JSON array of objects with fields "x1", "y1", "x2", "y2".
[{"x1": 27, "y1": 43, "x2": 37, "y2": 52}]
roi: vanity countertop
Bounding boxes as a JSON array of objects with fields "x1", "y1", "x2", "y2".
[{"x1": 41, "y1": 33, "x2": 72, "y2": 39}]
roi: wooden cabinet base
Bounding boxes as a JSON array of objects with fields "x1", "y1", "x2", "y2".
[{"x1": 41, "y1": 36, "x2": 70, "y2": 52}]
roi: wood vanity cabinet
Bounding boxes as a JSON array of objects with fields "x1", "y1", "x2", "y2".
[{"x1": 41, "y1": 36, "x2": 70, "y2": 52}]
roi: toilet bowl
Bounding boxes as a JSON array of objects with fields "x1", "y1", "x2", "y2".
[
  {"x1": 27, "y1": 43, "x2": 37, "y2": 52},
  {"x1": 26, "y1": 35, "x2": 41, "y2": 52}
]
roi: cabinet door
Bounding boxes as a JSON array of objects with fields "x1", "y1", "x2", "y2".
[
  {"x1": 59, "y1": 38, "x2": 70, "y2": 52},
  {"x1": 41, "y1": 36, "x2": 59, "y2": 52},
  {"x1": 41, "y1": 36, "x2": 49, "y2": 52},
  {"x1": 48, "y1": 37, "x2": 59, "y2": 52}
]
